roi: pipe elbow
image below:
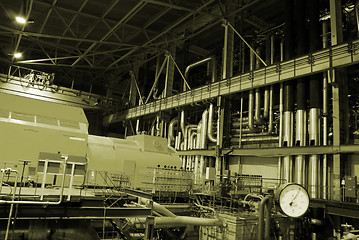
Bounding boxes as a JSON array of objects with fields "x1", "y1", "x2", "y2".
[{"x1": 208, "y1": 104, "x2": 217, "y2": 143}]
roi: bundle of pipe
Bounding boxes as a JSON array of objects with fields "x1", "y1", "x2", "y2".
[
  {"x1": 282, "y1": 0, "x2": 295, "y2": 184},
  {"x1": 308, "y1": 0, "x2": 322, "y2": 199},
  {"x1": 294, "y1": 0, "x2": 307, "y2": 186}
]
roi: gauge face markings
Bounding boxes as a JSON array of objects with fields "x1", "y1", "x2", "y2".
[{"x1": 277, "y1": 184, "x2": 310, "y2": 218}]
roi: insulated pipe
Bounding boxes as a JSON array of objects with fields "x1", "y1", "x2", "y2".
[
  {"x1": 283, "y1": 82, "x2": 294, "y2": 183},
  {"x1": 139, "y1": 198, "x2": 176, "y2": 217},
  {"x1": 254, "y1": 88, "x2": 262, "y2": 124},
  {"x1": 248, "y1": 90, "x2": 257, "y2": 132},
  {"x1": 201, "y1": 109, "x2": 209, "y2": 149},
  {"x1": 189, "y1": 132, "x2": 197, "y2": 149},
  {"x1": 184, "y1": 125, "x2": 197, "y2": 150},
  {"x1": 168, "y1": 117, "x2": 178, "y2": 146},
  {"x1": 258, "y1": 195, "x2": 272, "y2": 240},
  {"x1": 180, "y1": 110, "x2": 186, "y2": 140},
  {"x1": 322, "y1": 19, "x2": 329, "y2": 199},
  {"x1": 208, "y1": 103, "x2": 217, "y2": 143},
  {"x1": 154, "y1": 216, "x2": 222, "y2": 228},
  {"x1": 308, "y1": 0, "x2": 321, "y2": 198},
  {"x1": 356, "y1": 0, "x2": 359, "y2": 38},
  {"x1": 263, "y1": 88, "x2": 269, "y2": 120},
  {"x1": 184, "y1": 56, "x2": 216, "y2": 91},
  {"x1": 136, "y1": 119, "x2": 140, "y2": 134}
]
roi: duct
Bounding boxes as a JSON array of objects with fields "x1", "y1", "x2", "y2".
[
  {"x1": 154, "y1": 216, "x2": 221, "y2": 228},
  {"x1": 258, "y1": 195, "x2": 272, "y2": 240},
  {"x1": 208, "y1": 103, "x2": 217, "y2": 143},
  {"x1": 184, "y1": 56, "x2": 216, "y2": 91},
  {"x1": 356, "y1": 0, "x2": 359, "y2": 37}
]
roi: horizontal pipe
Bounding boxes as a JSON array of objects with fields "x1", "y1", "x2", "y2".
[
  {"x1": 154, "y1": 216, "x2": 222, "y2": 228},
  {"x1": 139, "y1": 198, "x2": 176, "y2": 218}
]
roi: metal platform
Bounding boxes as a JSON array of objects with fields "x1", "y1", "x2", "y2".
[{"x1": 107, "y1": 39, "x2": 359, "y2": 123}]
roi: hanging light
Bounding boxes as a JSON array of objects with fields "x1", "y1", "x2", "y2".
[
  {"x1": 14, "y1": 52, "x2": 22, "y2": 58},
  {"x1": 15, "y1": 16, "x2": 26, "y2": 24}
]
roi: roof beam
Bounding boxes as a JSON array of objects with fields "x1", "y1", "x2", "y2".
[
  {"x1": 107, "y1": 0, "x2": 217, "y2": 68},
  {"x1": 70, "y1": 2, "x2": 146, "y2": 67},
  {"x1": 141, "y1": 0, "x2": 220, "y2": 17}
]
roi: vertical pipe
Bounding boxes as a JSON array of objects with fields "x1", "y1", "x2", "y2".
[
  {"x1": 283, "y1": 0, "x2": 294, "y2": 183},
  {"x1": 136, "y1": 119, "x2": 140, "y2": 134},
  {"x1": 254, "y1": 88, "x2": 262, "y2": 124},
  {"x1": 278, "y1": 39, "x2": 284, "y2": 183},
  {"x1": 322, "y1": 19, "x2": 329, "y2": 199},
  {"x1": 309, "y1": 0, "x2": 321, "y2": 199},
  {"x1": 208, "y1": 104, "x2": 217, "y2": 143}
]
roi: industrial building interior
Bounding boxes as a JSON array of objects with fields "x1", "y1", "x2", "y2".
[{"x1": 0, "y1": 0, "x2": 359, "y2": 239}]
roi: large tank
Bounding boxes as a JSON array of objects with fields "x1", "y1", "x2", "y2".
[{"x1": 86, "y1": 134, "x2": 182, "y2": 189}]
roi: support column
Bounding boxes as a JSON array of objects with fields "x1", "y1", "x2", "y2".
[
  {"x1": 330, "y1": 0, "x2": 347, "y2": 201},
  {"x1": 165, "y1": 43, "x2": 176, "y2": 97}
]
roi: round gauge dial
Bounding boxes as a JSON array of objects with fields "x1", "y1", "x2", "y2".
[{"x1": 276, "y1": 183, "x2": 310, "y2": 218}]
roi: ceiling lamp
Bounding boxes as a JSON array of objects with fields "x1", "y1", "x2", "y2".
[
  {"x1": 15, "y1": 16, "x2": 26, "y2": 24},
  {"x1": 14, "y1": 52, "x2": 22, "y2": 58}
]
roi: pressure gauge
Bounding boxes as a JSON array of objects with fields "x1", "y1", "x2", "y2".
[{"x1": 275, "y1": 183, "x2": 310, "y2": 218}]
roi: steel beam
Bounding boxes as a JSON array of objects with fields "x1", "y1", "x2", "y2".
[
  {"x1": 0, "y1": 73, "x2": 119, "y2": 109},
  {"x1": 0, "y1": 206, "x2": 151, "y2": 219},
  {"x1": 177, "y1": 145, "x2": 359, "y2": 157},
  {"x1": 107, "y1": 39, "x2": 359, "y2": 123}
]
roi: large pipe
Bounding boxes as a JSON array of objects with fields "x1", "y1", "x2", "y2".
[
  {"x1": 184, "y1": 56, "x2": 216, "y2": 91},
  {"x1": 356, "y1": 0, "x2": 359, "y2": 38},
  {"x1": 180, "y1": 110, "x2": 186, "y2": 139},
  {"x1": 308, "y1": 0, "x2": 321, "y2": 199},
  {"x1": 208, "y1": 103, "x2": 217, "y2": 143},
  {"x1": 184, "y1": 125, "x2": 197, "y2": 150},
  {"x1": 258, "y1": 195, "x2": 272, "y2": 240},
  {"x1": 200, "y1": 109, "x2": 209, "y2": 149},
  {"x1": 322, "y1": 19, "x2": 329, "y2": 199},
  {"x1": 154, "y1": 216, "x2": 222, "y2": 228},
  {"x1": 254, "y1": 88, "x2": 262, "y2": 124},
  {"x1": 139, "y1": 198, "x2": 176, "y2": 217},
  {"x1": 294, "y1": 0, "x2": 307, "y2": 186},
  {"x1": 136, "y1": 119, "x2": 141, "y2": 134},
  {"x1": 168, "y1": 117, "x2": 178, "y2": 146}
]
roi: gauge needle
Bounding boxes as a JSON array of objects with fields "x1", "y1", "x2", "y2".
[{"x1": 289, "y1": 188, "x2": 301, "y2": 206}]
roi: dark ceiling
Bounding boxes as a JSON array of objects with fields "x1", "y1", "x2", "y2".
[{"x1": 0, "y1": 0, "x2": 284, "y2": 96}]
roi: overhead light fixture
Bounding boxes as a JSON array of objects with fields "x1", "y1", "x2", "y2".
[
  {"x1": 15, "y1": 16, "x2": 26, "y2": 24},
  {"x1": 14, "y1": 52, "x2": 22, "y2": 58}
]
